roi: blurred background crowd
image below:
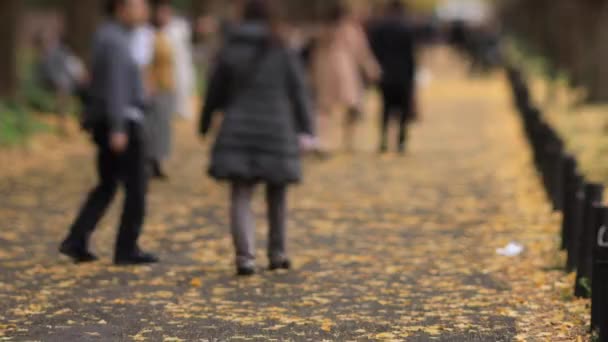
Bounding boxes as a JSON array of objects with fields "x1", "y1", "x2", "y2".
[
  {"x1": 2, "y1": 0, "x2": 608, "y2": 164},
  {"x1": 0, "y1": 0, "x2": 505, "y2": 146},
  {"x1": 0, "y1": 0, "x2": 511, "y2": 272}
]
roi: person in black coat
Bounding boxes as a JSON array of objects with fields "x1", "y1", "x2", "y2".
[
  {"x1": 368, "y1": 0, "x2": 417, "y2": 154},
  {"x1": 200, "y1": 0, "x2": 314, "y2": 276},
  {"x1": 59, "y1": 0, "x2": 158, "y2": 265}
]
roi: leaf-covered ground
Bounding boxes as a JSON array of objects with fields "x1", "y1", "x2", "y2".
[{"x1": 0, "y1": 50, "x2": 590, "y2": 341}]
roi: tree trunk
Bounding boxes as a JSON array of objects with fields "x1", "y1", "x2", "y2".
[
  {"x1": 501, "y1": 0, "x2": 608, "y2": 103},
  {"x1": 64, "y1": 0, "x2": 103, "y2": 64},
  {"x1": 0, "y1": 0, "x2": 21, "y2": 99},
  {"x1": 192, "y1": 0, "x2": 215, "y2": 16}
]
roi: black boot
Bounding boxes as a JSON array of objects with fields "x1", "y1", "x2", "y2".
[
  {"x1": 269, "y1": 259, "x2": 291, "y2": 271},
  {"x1": 237, "y1": 265, "x2": 256, "y2": 276},
  {"x1": 114, "y1": 248, "x2": 159, "y2": 265},
  {"x1": 150, "y1": 161, "x2": 168, "y2": 180},
  {"x1": 398, "y1": 126, "x2": 409, "y2": 154},
  {"x1": 59, "y1": 240, "x2": 98, "y2": 263},
  {"x1": 379, "y1": 142, "x2": 388, "y2": 154},
  {"x1": 398, "y1": 142, "x2": 406, "y2": 154}
]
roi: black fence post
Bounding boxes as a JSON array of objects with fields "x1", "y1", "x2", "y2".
[
  {"x1": 561, "y1": 156, "x2": 578, "y2": 250},
  {"x1": 546, "y1": 139, "x2": 565, "y2": 211},
  {"x1": 592, "y1": 206, "x2": 608, "y2": 336},
  {"x1": 553, "y1": 141, "x2": 565, "y2": 209},
  {"x1": 506, "y1": 67, "x2": 530, "y2": 112},
  {"x1": 567, "y1": 175, "x2": 586, "y2": 272},
  {"x1": 575, "y1": 183, "x2": 604, "y2": 298}
]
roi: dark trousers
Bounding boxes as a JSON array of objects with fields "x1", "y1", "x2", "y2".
[
  {"x1": 230, "y1": 182, "x2": 287, "y2": 267},
  {"x1": 380, "y1": 83, "x2": 414, "y2": 148},
  {"x1": 65, "y1": 122, "x2": 148, "y2": 255}
]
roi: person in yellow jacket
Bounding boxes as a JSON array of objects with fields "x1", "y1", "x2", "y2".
[{"x1": 145, "y1": 0, "x2": 176, "y2": 179}]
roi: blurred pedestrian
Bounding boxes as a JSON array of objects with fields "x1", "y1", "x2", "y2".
[
  {"x1": 192, "y1": 14, "x2": 220, "y2": 80},
  {"x1": 166, "y1": 12, "x2": 196, "y2": 119},
  {"x1": 34, "y1": 30, "x2": 87, "y2": 134},
  {"x1": 310, "y1": 4, "x2": 380, "y2": 153},
  {"x1": 60, "y1": 0, "x2": 158, "y2": 265},
  {"x1": 131, "y1": 12, "x2": 155, "y2": 69},
  {"x1": 369, "y1": 0, "x2": 418, "y2": 154},
  {"x1": 199, "y1": 0, "x2": 314, "y2": 276},
  {"x1": 145, "y1": 0, "x2": 176, "y2": 180}
]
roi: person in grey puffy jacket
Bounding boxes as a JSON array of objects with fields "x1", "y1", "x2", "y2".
[{"x1": 199, "y1": 0, "x2": 314, "y2": 276}]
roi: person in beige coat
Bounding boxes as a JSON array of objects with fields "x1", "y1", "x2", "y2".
[{"x1": 311, "y1": 4, "x2": 381, "y2": 152}]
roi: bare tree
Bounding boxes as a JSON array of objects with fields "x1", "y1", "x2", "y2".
[
  {"x1": 64, "y1": 0, "x2": 103, "y2": 64},
  {"x1": 0, "y1": 0, "x2": 21, "y2": 99},
  {"x1": 191, "y1": 0, "x2": 213, "y2": 16},
  {"x1": 501, "y1": 0, "x2": 608, "y2": 102}
]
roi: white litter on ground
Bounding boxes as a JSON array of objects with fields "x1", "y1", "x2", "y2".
[{"x1": 496, "y1": 242, "x2": 525, "y2": 257}]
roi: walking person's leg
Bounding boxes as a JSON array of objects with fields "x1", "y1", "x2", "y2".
[
  {"x1": 266, "y1": 183, "x2": 289, "y2": 270},
  {"x1": 114, "y1": 123, "x2": 158, "y2": 265},
  {"x1": 231, "y1": 181, "x2": 256, "y2": 275},
  {"x1": 380, "y1": 85, "x2": 391, "y2": 153},
  {"x1": 146, "y1": 93, "x2": 172, "y2": 180},
  {"x1": 156, "y1": 93, "x2": 175, "y2": 179},
  {"x1": 343, "y1": 107, "x2": 360, "y2": 152},
  {"x1": 398, "y1": 87, "x2": 415, "y2": 154},
  {"x1": 316, "y1": 110, "x2": 332, "y2": 154},
  {"x1": 55, "y1": 90, "x2": 71, "y2": 136},
  {"x1": 397, "y1": 108, "x2": 409, "y2": 154},
  {"x1": 60, "y1": 126, "x2": 119, "y2": 263}
]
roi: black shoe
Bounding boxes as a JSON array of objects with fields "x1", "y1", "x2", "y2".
[
  {"x1": 379, "y1": 144, "x2": 388, "y2": 154},
  {"x1": 114, "y1": 249, "x2": 159, "y2": 265},
  {"x1": 313, "y1": 149, "x2": 331, "y2": 161},
  {"x1": 398, "y1": 143, "x2": 406, "y2": 154},
  {"x1": 150, "y1": 161, "x2": 169, "y2": 181},
  {"x1": 237, "y1": 266, "x2": 256, "y2": 276},
  {"x1": 269, "y1": 259, "x2": 291, "y2": 271},
  {"x1": 59, "y1": 241, "x2": 98, "y2": 264},
  {"x1": 152, "y1": 169, "x2": 169, "y2": 181}
]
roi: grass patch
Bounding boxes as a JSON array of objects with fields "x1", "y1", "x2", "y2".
[{"x1": 0, "y1": 101, "x2": 49, "y2": 146}]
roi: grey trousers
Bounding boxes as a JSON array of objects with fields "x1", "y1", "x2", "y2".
[{"x1": 231, "y1": 182, "x2": 288, "y2": 267}]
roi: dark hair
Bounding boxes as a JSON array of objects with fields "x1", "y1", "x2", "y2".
[
  {"x1": 241, "y1": 0, "x2": 285, "y2": 45},
  {"x1": 105, "y1": 0, "x2": 127, "y2": 16},
  {"x1": 150, "y1": 0, "x2": 171, "y2": 10},
  {"x1": 243, "y1": 0, "x2": 273, "y2": 23},
  {"x1": 150, "y1": 0, "x2": 172, "y2": 27},
  {"x1": 387, "y1": 0, "x2": 405, "y2": 15},
  {"x1": 326, "y1": 3, "x2": 348, "y2": 24}
]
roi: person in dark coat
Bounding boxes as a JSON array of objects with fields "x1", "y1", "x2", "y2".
[
  {"x1": 369, "y1": 0, "x2": 417, "y2": 154},
  {"x1": 59, "y1": 0, "x2": 159, "y2": 265},
  {"x1": 199, "y1": 0, "x2": 314, "y2": 276}
]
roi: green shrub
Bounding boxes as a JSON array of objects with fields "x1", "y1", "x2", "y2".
[{"x1": 0, "y1": 101, "x2": 48, "y2": 146}]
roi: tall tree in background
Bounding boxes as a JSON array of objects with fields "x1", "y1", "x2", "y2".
[
  {"x1": 0, "y1": 0, "x2": 21, "y2": 99},
  {"x1": 501, "y1": 0, "x2": 608, "y2": 102},
  {"x1": 191, "y1": 0, "x2": 238, "y2": 18},
  {"x1": 64, "y1": 0, "x2": 103, "y2": 63},
  {"x1": 192, "y1": 0, "x2": 213, "y2": 16}
]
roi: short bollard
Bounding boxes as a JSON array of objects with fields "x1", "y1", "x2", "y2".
[
  {"x1": 592, "y1": 206, "x2": 608, "y2": 336},
  {"x1": 523, "y1": 108, "x2": 540, "y2": 141},
  {"x1": 508, "y1": 69, "x2": 531, "y2": 111},
  {"x1": 575, "y1": 183, "x2": 604, "y2": 298},
  {"x1": 567, "y1": 175, "x2": 586, "y2": 272},
  {"x1": 547, "y1": 143, "x2": 565, "y2": 211},
  {"x1": 561, "y1": 156, "x2": 578, "y2": 250}
]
